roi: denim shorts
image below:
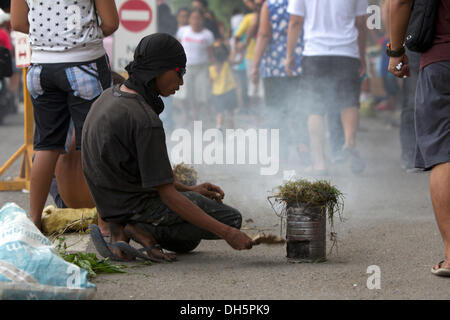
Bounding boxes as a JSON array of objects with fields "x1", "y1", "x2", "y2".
[{"x1": 26, "y1": 54, "x2": 111, "y2": 151}]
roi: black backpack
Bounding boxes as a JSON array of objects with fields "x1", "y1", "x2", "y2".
[
  {"x1": 0, "y1": 46, "x2": 13, "y2": 78},
  {"x1": 405, "y1": 0, "x2": 441, "y2": 53},
  {"x1": 0, "y1": 0, "x2": 10, "y2": 11}
]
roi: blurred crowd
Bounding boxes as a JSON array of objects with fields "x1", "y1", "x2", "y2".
[
  {"x1": 154, "y1": 0, "x2": 420, "y2": 175},
  {"x1": 0, "y1": 0, "x2": 422, "y2": 174}
]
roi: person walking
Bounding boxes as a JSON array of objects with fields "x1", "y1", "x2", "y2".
[
  {"x1": 286, "y1": 0, "x2": 367, "y2": 175},
  {"x1": 176, "y1": 7, "x2": 190, "y2": 30},
  {"x1": 191, "y1": 0, "x2": 221, "y2": 40},
  {"x1": 388, "y1": 0, "x2": 450, "y2": 277},
  {"x1": 234, "y1": 0, "x2": 264, "y2": 113},
  {"x1": 209, "y1": 41, "x2": 238, "y2": 130},
  {"x1": 10, "y1": 0, "x2": 118, "y2": 233},
  {"x1": 251, "y1": 0, "x2": 305, "y2": 166},
  {"x1": 176, "y1": 8, "x2": 214, "y2": 123}
]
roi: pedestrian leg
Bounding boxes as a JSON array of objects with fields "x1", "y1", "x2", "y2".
[
  {"x1": 308, "y1": 114, "x2": 326, "y2": 171},
  {"x1": 430, "y1": 162, "x2": 450, "y2": 270}
]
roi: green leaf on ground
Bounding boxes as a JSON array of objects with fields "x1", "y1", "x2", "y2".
[{"x1": 55, "y1": 237, "x2": 127, "y2": 278}]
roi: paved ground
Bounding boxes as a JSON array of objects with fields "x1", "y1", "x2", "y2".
[{"x1": 0, "y1": 109, "x2": 448, "y2": 300}]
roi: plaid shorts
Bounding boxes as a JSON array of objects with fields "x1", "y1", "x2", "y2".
[{"x1": 26, "y1": 54, "x2": 111, "y2": 151}]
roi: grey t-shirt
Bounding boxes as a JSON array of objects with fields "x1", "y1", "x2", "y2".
[{"x1": 82, "y1": 85, "x2": 174, "y2": 221}]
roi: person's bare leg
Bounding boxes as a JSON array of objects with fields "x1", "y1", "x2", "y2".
[
  {"x1": 430, "y1": 162, "x2": 450, "y2": 270},
  {"x1": 341, "y1": 107, "x2": 359, "y2": 148},
  {"x1": 216, "y1": 112, "x2": 223, "y2": 128},
  {"x1": 30, "y1": 150, "x2": 61, "y2": 229},
  {"x1": 308, "y1": 114, "x2": 326, "y2": 171},
  {"x1": 55, "y1": 132, "x2": 109, "y2": 236},
  {"x1": 226, "y1": 110, "x2": 234, "y2": 129},
  {"x1": 56, "y1": 150, "x2": 94, "y2": 207},
  {"x1": 124, "y1": 224, "x2": 176, "y2": 261}
]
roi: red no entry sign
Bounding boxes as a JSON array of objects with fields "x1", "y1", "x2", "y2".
[{"x1": 119, "y1": 0, "x2": 153, "y2": 33}]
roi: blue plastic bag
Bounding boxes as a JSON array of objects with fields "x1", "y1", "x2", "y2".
[{"x1": 0, "y1": 203, "x2": 96, "y2": 300}]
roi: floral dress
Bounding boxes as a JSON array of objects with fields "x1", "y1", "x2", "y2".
[{"x1": 261, "y1": 0, "x2": 303, "y2": 78}]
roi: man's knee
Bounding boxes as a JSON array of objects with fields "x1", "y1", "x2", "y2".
[
  {"x1": 183, "y1": 190, "x2": 242, "y2": 229},
  {"x1": 227, "y1": 207, "x2": 242, "y2": 230}
]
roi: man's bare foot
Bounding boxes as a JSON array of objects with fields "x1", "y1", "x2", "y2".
[
  {"x1": 108, "y1": 222, "x2": 132, "y2": 261},
  {"x1": 124, "y1": 224, "x2": 177, "y2": 262},
  {"x1": 98, "y1": 218, "x2": 110, "y2": 237}
]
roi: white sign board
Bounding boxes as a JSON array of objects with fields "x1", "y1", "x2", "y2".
[
  {"x1": 113, "y1": 0, "x2": 157, "y2": 71},
  {"x1": 13, "y1": 32, "x2": 31, "y2": 68}
]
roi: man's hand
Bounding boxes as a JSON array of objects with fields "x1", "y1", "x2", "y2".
[
  {"x1": 359, "y1": 58, "x2": 367, "y2": 78},
  {"x1": 192, "y1": 182, "x2": 225, "y2": 203},
  {"x1": 388, "y1": 53, "x2": 410, "y2": 78},
  {"x1": 224, "y1": 227, "x2": 253, "y2": 250}
]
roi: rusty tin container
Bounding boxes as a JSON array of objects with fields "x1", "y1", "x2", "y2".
[{"x1": 286, "y1": 203, "x2": 326, "y2": 263}]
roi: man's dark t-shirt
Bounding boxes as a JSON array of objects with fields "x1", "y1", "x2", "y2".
[
  {"x1": 420, "y1": 0, "x2": 450, "y2": 69},
  {"x1": 82, "y1": 85, "x2": 174, "y2": 222}
]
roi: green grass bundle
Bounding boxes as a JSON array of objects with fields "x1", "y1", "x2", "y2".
[{"x1": 271, "y1": 179, "x2": 345, "y2": 226}]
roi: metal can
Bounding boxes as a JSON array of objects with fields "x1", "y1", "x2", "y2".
[{"x1": 286, "y1": 203, "x2": 326, "y2": 263}]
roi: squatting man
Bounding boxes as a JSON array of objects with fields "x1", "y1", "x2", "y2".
[{"x1": 82, "y1": 33, "x2": 253, "y2": 262}]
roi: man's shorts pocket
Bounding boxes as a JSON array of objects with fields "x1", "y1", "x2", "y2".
[
  {"x1": 26, "y1": 65, "x2": 44, "y2": 99},
  {"x1": 65, "y1": 62, "x2": 103, "y2": 101}
]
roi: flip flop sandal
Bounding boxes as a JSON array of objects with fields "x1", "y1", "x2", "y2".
[
  {"x1": 88, "y1": 224, "x2": 134, "y2": 262},
  {"x1": 139, "y1": 244, "x2": 177, "y2": 262},
  {"x1": 113, "y1": 242, "x2": 175, "y2": 263},
  {"x1": 431, "y1": 260, "x2": 450, "y2": 277}
]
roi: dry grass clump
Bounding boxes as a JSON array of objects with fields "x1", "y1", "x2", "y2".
[
  {"x1": 251, "y1": 233, "x2": 286, "y2": 245},
  {"x1": 173, "y1": 163, "x2": 198, "y2": 186},
  {"x1": 271, "y1": 179, "x2": 345, "y2": 226}
]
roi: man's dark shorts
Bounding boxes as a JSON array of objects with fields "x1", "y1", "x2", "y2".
[
  {"x1": 414, "y1": 61, "x2": 450, "y2": 170},
  {"x1": 26, "y1": 54, "x2": 111, "y2": 151},
  {"x1": 302, "y1": 55, "x2": 361, "y2": 116}
]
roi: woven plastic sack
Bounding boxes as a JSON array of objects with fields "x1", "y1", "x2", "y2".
[{"x1": 0, "y1": 203, "x2": 96, "y2": 300}]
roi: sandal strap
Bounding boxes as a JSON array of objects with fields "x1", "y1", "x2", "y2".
[{"x1": 139, "y1": 244, "x2": 163, "y2": 253}]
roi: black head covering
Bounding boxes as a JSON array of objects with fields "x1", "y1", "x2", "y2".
[{"x1": 124, "y1": 33, "x2": 186, "y2": 114}]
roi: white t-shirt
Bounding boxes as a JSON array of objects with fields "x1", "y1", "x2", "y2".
[
  {"x1": 26, "y1": 0, "x2": 105, "y2": 63},
  {"x1": 176, "y1": 25, "x2": 214, "y2": 66},
  {"x1": 230, "y1": 14, "x2": 244, "y2": 33},
  {"x1": 288, "y1": 0, "x2": 368, "y2": 58}
]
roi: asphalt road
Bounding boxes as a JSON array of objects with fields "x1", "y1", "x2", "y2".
[{"x1": 0, "y1": 110, "x2": 448, "y2": 300}]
